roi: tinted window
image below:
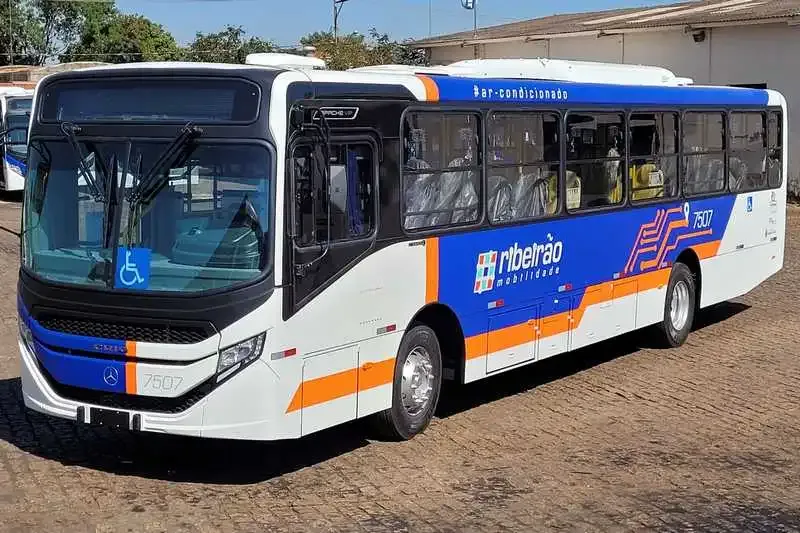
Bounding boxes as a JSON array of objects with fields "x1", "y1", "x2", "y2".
[
  {"x1": 292, "y1": 142, "x2": 375, "y2": 247},
  {"x1": 729, "y1": 112, "x2": 766, "y2": 192},
  {"x1": 566, "y1": 112, "x2": 625, "y2": 210},
  {"x1": 487, "y1": 112, "x2": 560, "y2": 222},
  {"x1": 7, "y1": 97, "x2": 31, "y2": 113},
  {"x1": 39, "y1": 78, "x2": 261, "y2": 123},
  {"x1": 402, "y1": 112, "x2": 481, "y2": 230},
  {"x1": 629, "y1": 112, "x2": 679, "y2": 202},
  {"x1": 767, "y1": 111, "x2": 782, "y2": 188},
  {"x1": 683, "y1": 112, "x2": 726, "y2": 196}
]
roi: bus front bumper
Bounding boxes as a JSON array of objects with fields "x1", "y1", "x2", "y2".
[{"x1": 18, "y1": 336, "x2": 298, "y2": 441}]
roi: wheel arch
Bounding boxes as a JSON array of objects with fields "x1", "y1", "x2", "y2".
[
  {"x1": 676, "y1": 247, "x2": 702, "y2": 311},
  {"x1": 407, "y1": 303, "x2": 465, "y2": 384}
]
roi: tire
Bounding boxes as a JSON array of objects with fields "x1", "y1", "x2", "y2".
[
  {"x1": 373, "y1": 324, "x2": 442, "y2": 440},
  {"x1": 658, "y1": 262, "x2": 696, "y2": 347}
]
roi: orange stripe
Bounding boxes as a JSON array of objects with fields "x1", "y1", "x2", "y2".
[
  {"x1": 125, "y1": 362, "x2": 137, "y2": 395},
  {"x1": 466, "y1": 333, "x2": 487, "y2": 360},
  {"x1": 640, "y1": 219, "x2": 689, "y2": 270},
  {"x1": 286, "y1": 357, "x2": 397, "y2": 414},
  {"x1": 692, "y1": 239, "x2": 721, "y2": 260},
  {"x1": 286, "y1": 367, "x2": 358, "y2": 414},
  {"x1": 358, "y1": 357, "x2": 396, "y2": 392},
  {"x1": 465, "y1": 268, "x2": 672, "y2": 360},
  {"x1": 425, "y1": 237, "x2": 439, "y2": 304},
  {"x1": 125, "y1": 340, "x2": 137, "y2": 358},
  {"x1": 417, "y1": 74, "x2": 440, "y2": 102},
  {"x1": 487, "y1": 322, "x2": 530, "y2": 354}
]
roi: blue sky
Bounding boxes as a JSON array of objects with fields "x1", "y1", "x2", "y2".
[{"x1": 116, "y1": 0, "x2": 676, "y2": 47}]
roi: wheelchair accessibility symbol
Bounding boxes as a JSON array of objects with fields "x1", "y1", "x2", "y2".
[{"x1": 114, "y1": 247, "x2": 151, "y2": 290}]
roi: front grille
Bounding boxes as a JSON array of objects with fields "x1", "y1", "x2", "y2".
[
  {"x1": 38, "y1": 316, "x2": 210, "y2": 345},
  {"x1": 39, "y1": 364, "x2": 215, "y2": 414}
]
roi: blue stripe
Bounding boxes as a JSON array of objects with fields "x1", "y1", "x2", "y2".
[
  {"x1": 28, "y1": 315, "x2": 128, "y2": 357},
  {"x1": 33, "y1": 340, "x2": 127, "y2": 394},
  {"x1": 429, "y1": 75, "x2": 769, "y2": 107},
  {"x1": 439, "y1": 195, "x2": 736, "y2": 337},
  {"x1": 4, "y1": 153, "x2": 27, "y2": 175}
]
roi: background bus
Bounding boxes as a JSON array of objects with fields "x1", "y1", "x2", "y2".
[{"x1": 0, "y1": 87, "x2": 33, "y2": 192}]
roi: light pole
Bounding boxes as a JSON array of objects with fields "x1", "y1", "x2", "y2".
[
  {"x1": 461, "y1": 0, "x2": 478, "y2": 56},
  {"x1": 333, "y1": 0, "x2": 350, "y2": 42},
  {"x1": 8, "y1": 0, "x2": 12, "y2": 66},
  {"x1": 429, "y1": 0, "x2": 432, "y2": 36},
  {"x1": 460, "y1": 0, "x2": 477, "y2": 36}
]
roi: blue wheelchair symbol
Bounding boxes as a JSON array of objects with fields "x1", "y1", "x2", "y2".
[
  {"x1": 746, "y1": 196, "x2": 753, "y2": 213},
  {"x1": 114, "y1": 247, "x2": 151, "y2": 290}
]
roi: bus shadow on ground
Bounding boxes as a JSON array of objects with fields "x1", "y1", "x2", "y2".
[
  {"x1": 435, "y1": 300, "x2": 751, "y2": 419},
  {"x1": 0, "y1": 301, "x2": 749, "y2": 485}
]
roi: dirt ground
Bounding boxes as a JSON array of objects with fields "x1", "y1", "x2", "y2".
[{"x1": 0, "y1": 197, "x2": 798, "y2": 532}]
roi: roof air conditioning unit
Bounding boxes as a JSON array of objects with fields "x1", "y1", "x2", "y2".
[{"x1": 245, "y1": 53, "x2": 327, "y2": 70}]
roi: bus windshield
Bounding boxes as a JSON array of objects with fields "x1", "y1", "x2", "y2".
[
  {"x1": 22, "y1": 139, "x2": 271, "y2": 293},
  {"x1": 6, "y1": 112, "x2": 30, "y2": 160}
]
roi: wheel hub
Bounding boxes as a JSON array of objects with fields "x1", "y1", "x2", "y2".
[
  {"x1": 669, "y1": 280, "x2": 690, "y2": 331},
  {"x1": 401, "y1": 346, "x2": 435, "y2": 416}
]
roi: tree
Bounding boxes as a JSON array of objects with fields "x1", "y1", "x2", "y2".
[
  {"x1": 31, "y1": 0, "x2": 116, "y2": 65},
  {"x1": 185, "y1": 26, "x2": 275, "y2": 64},
  {"x1": 61, "y1": 13, "x2": 181, "y2": 64},
  {"x1": 368, "y1": 29, "x2": 427, "y2": 67},
  {"x1": 300, "y1": 29, "x2": 427, "y2": 70},
  {"x1": 0, "y1": 1, "x2": 40, "y2": 66},
  {"x1": 0, "y1": 0, "x2": 115, "y2": 66}
]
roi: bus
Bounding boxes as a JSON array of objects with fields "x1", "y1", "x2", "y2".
[
  {"x1": 1, "y1": 87, "x2": 33, "y2": 191},
  {"x1": 16, "y1": 57, "x2": 786, "y2": 441}
]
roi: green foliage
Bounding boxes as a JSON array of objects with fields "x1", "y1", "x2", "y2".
[
  {"x1": 0, "y1": 0, "x2": 425, "y2": 68},
  {"x1": 0, "y1": 0, "x2": 115, "y2": 65},
  {"x1": 300, "y1": 28, "x2": 427, "y2": 70},
  {"x1": 62, "y1": 14, "x2": 181, "y2": 64},
  {"x1": 184, "y1": 25, "x2": 275, "y2": 64}
]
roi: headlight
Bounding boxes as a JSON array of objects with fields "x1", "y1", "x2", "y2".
[
  {"x1": 216, "y1": 333, "x2": 266, "y2": 382},
  {"x1": 18, "y1": 316, "x2": 33, "y2": 351}
]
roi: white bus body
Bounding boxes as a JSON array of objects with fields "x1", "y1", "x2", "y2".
[{"x1": 18, "y1": 59, "x2": 787, "y2": 440}]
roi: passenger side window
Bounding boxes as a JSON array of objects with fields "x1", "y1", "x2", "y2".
[
  {"x1": 566, "y1": 112, "x2": 625, "y2": 210},
  {"x1": 682, "y1": 112, "x2": 726, "y2": 196},
  {"x1": 402, "y1": 112, "x2": 481, "y2": 230},
  {"x1": 292, "y1": 141, "x2": 375, "y2": 247},
  {"x1": 767, "y1": 111, "x2": 782, "y2": 188},
  {"x1": 486, "y1": 112, "x2": 560, "y2": 223},
  {"x1": 629, "y1": 112, "x2": 678, "y2": 202},
  {"x1": 729, "y1": 112, "x2": 767, "y2": 192}
]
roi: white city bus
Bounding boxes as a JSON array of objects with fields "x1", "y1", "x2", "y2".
[
  {"x1": 1, "y1": 87, "x2": 33, "y2": 191},
  {"x1": 17, "y1": 56, "x2": 786, "y2": 441}
]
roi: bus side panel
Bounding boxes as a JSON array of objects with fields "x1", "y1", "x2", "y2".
[
  {"x1": 263, "y1": 241, "x2": 426, "y2": 436},
  {"x1": 439, "y1": 197, "x2": 736, "y2": 384}
]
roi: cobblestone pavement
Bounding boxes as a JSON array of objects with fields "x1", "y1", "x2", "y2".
[{"x1": 0, "y1": 196, "x2": 799, "y2": 532}]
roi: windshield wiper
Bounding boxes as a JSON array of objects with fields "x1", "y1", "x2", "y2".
[
  {"x1": 126, "y1": 122, "x2": 202, "y2": 205},
  {"x1": 124, "y1": 122, "x2": 202, "y2": 246},
  {"x1": 59, "y1": 122, "x2": 105, "y2": 202}
]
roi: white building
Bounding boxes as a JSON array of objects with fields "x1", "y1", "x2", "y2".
[{"x1": 412, "y1": 0, "x2": 800, "y2": 194}]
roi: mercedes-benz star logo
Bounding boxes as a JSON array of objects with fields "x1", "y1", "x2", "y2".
[{"x1": 103, "y1": 366, "x2": 119, "y2": 386}]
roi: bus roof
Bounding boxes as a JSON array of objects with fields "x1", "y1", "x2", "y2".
[{"x1": 36, "y1": 58, "x2": 780, "y2": 109}]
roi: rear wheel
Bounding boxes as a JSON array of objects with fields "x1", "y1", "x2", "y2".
[
  {"x1": 373, "y1": 324, "x2": 442, "y2": 440},
  {"x1": 658, "y1": 262, "x2": 696, "y2": 347}
]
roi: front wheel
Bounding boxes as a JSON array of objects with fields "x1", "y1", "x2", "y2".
[
  {"x1": 658, "y1": 263, "x2": 696, "y2": 347},
  {"x1": 372, "y1": 324, "x2": 442, "y2": 440}
]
